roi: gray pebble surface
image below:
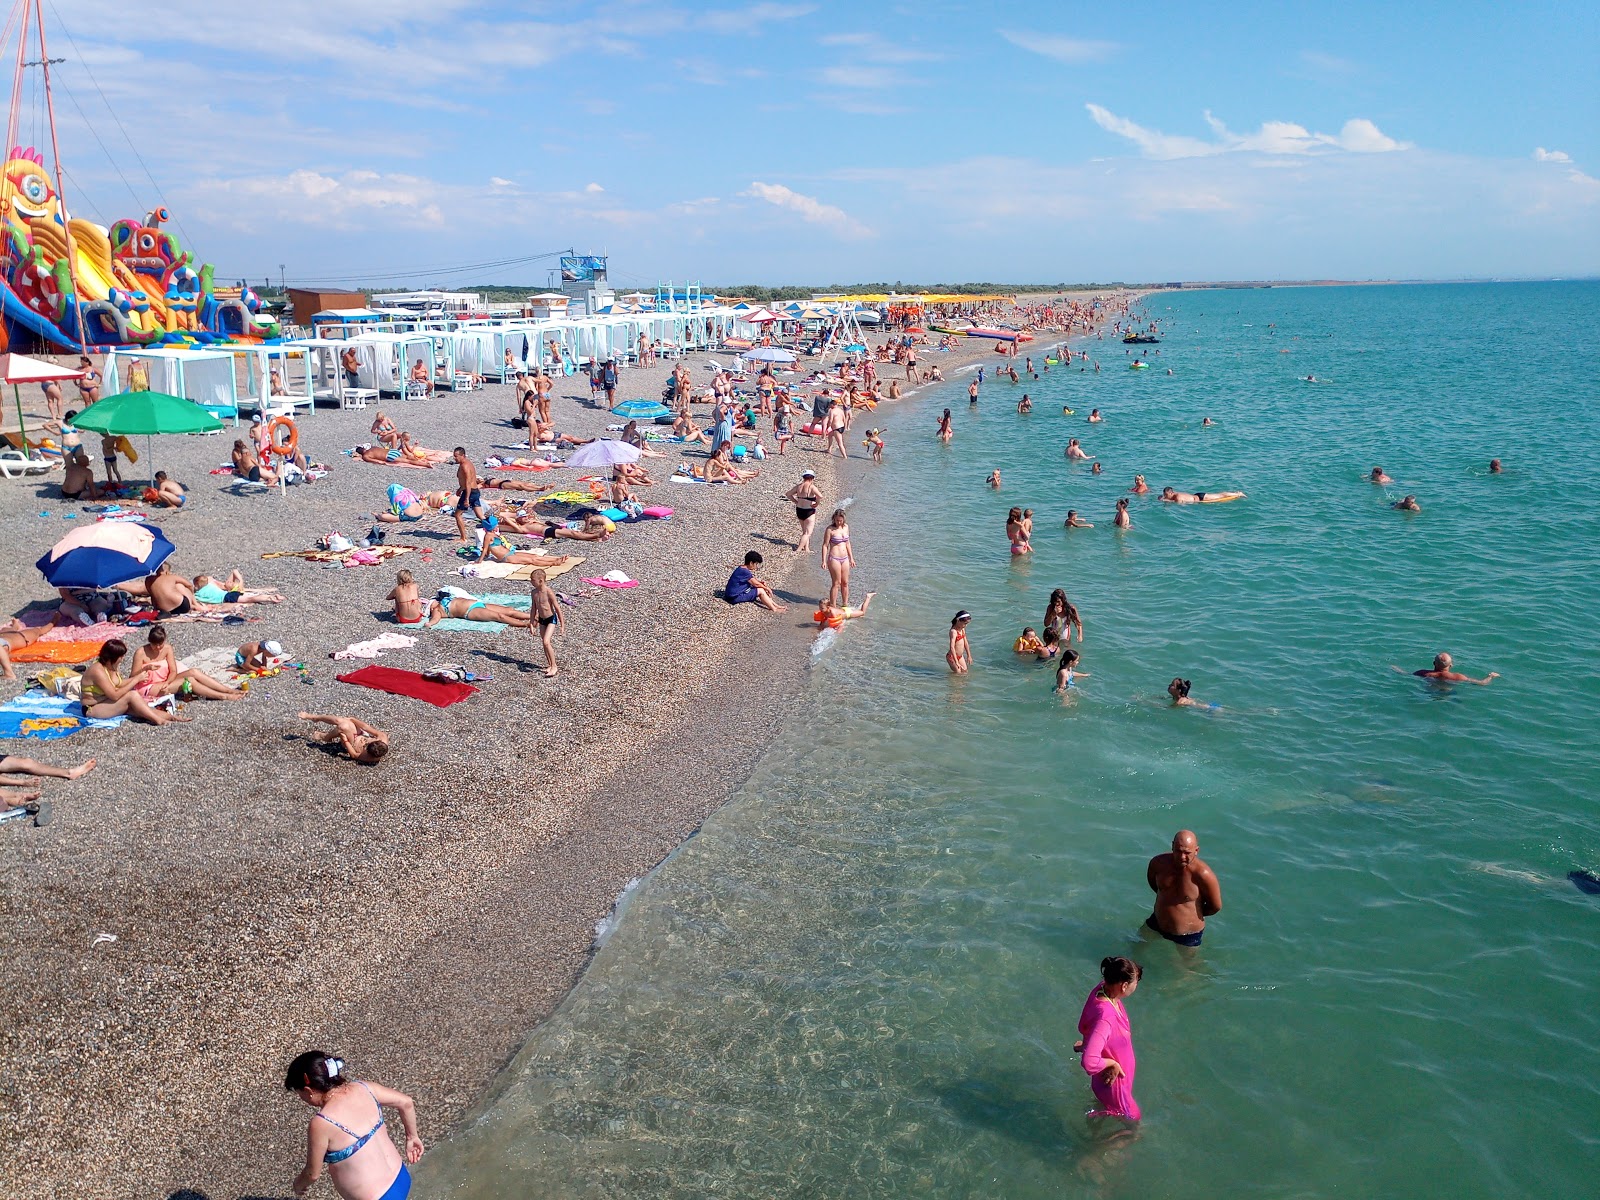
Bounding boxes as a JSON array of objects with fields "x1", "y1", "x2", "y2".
[{"x1": 0, "y1": 333, "x2": 1020, "y2": 1198}]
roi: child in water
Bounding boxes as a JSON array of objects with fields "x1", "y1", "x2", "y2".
[
  {"x1": 947, "y1": 611, "x2": 972, "y2": 674},
  {"x1": 1055, "y1": 648, "x2": 1088, "y2": 693}
]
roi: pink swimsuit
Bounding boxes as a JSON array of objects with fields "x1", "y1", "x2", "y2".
[{"x1": 1078, "y1": 985, "x2": 1141, "y2": 1120}]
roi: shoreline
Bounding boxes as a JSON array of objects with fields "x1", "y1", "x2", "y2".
[{"x1": 0, "y1": 311, "x2": 1103, "y2": 1197}]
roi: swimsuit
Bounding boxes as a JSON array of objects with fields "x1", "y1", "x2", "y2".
[
  {"x1": 1145, "y1": 914, "x2": 1203, "y2": 947},
  {"x1": 159, "y1": 596, "x2": 193, "y2": 617},
  {"x1": 316, "y1": 1081, "x2": 386, "y2": 1164},
  {"x1": 826, "y1": 529, "x2": 850, "y2": 563},
  {"x1": 80, "y1": 669, "x2": 120, "y2": 708},
  {"x1": 537, "y1": 612, "x2": 556, "y2": 627}
]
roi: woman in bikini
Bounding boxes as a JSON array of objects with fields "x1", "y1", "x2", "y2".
[
  {"x1": 821, "y1": 508, "x2": 855, "y2": 608},
  {"x1": 370, "y1": 412, "x2": 402, "y2": 449},
  {"x1": 426, "y1": 588, "x2": 534, "y2": 628},
  {"x1": 130, "y1": 625, "x2": 247, "y2": 703},
  {"x1": 80, "y1": 640, "x2": 188, "y2": 725},
  {"x1": 0, "y1": 617, "x2": 62, "y2": 680},
  {"x1": 1006, "y1": 507, "x2": 1030, "y2": 555},
  {"x1": 784, "y1": 471, "x2": 822, "y2": 552},
  {"x1": 386, "y1": 570, "x2": 423, "y2": 624},
  {"x1": 284, "y1": 1051, "x2": 422, "y2": 1200},
  {"x1": 936, "y1": 408, "x2": 953, "y2": 443},
  {"x1": 474, "y1": 516, "x2": 571, "y2": 568}
]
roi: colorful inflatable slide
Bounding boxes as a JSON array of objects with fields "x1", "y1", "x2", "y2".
[{"x1": 0, "y1": 145, "x2": 278, "y2": 351}]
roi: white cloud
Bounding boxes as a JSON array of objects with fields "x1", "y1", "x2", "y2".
[
  {"x1": 194, "y1": 169, "x2": 450, "y2": 231},
  {"x1": 819, "y1": 32, "x2": 940, "y2": 63},
  {"x1": 999, "y1": 30, "x2": 1120, "y2": 63},
  {"x1": 585, "y1": 182, "x2": 606, "y2": 194},
  {"x1": 1089, "y1": 104, "x2": 1410, "y2": 159},
  {"x1": 742, "y1": 181, "x2": 872, "y2": 237},
  {"x1": 1534, "y1": 147, "x2": 1572, "y2": 163},
  {"x1": 698, "y1": 3, "x2": 815, "y2": 35},
  {"x1": 489, "y1": 177, "x2": 514, "y2": 188},
  {"x1": 818, "y1": 64, "x2": 908, "y2": 89},
  {"x1": 1299, "y1": 50, "x2": 1360, "y2": 75}
]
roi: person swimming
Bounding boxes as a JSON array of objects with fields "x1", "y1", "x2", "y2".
[
  {"x1": 1168, "y1": 676, "x2": 1220, "y2": 710},
  {"x1": 1394, "y1": 652, "x2": 1499, "y2": 685},
  {"x1": 1054, "y1": 647, "x2": 1088, "y2": 693},
  {"x1": 1392, "y1": 495, "x2": 1421, "y2": 512},
  {"x1": 1370, "y1": 466, "x2": 1393, "y2": 484},
  {"x1": 1160, "y1": 487, "x2": 1246, "y2": 504}
]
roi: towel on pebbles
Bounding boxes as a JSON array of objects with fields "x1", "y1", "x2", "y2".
[
  {"x1": 331, "y1": 632, "x2": 418, "y2": 660},
  {"x1": 455, "y1": 556, "x2": 583, "y2": 583},
  {"x1": 0, "y1": 693, "x2": 124, "y2": 740},
  {"x1": 430, "y1": 593, "x2": 529, "y2": 633}
]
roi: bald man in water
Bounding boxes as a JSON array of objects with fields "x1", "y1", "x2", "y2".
[{"x1": 1146, "y1": 830, "x2": 1222, "y2": 947}]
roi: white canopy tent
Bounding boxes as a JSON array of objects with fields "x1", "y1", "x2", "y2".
[
  {"x1": 103, "y1": 348, "x2": 240, "y2": 425},
  {"x1": 339, "y1": 333, "x2": 435, "y2": 397},
  {"x1": 224, "y1": 345, "x2": 315, "y2": 417}
]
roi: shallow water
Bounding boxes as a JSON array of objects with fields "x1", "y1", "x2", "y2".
[{"x1": 424, "y1": 282, "x2": 1600, "y2": 1197}]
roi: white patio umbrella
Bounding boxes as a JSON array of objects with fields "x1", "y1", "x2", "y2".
[
  {"x1": 741, "y1": 347, "x2": 798, "y2": 363},
  {"x1": 566, "y1": 438, "x2": 642, "y2": 469}
]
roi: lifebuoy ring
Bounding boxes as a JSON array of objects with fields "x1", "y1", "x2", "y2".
[{"x1": 267, "y1": 416, "x2": 298, "y2": 458}]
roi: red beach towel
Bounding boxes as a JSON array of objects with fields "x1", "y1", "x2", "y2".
[{"x1": 335, "y1": 665, "x2": 478, "y2": 707}]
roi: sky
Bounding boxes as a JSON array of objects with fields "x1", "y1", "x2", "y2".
[{"x1": 21, "y1": 0, "x2": 1600, "y2": 289}]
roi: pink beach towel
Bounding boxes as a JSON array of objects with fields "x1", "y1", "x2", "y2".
[{"x1": 581, "y1": 577, "x2": 639, "y2": 589}]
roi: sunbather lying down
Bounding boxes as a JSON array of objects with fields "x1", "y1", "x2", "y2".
[
  {"x1": 494, "y1": 510, "x2": 613, "y2": 542},
  {"x1": 192, "y1": 570, "x2": 284, "y2": 605},
  {"x1": 353, "y1": 440, "x2": 453, "y2": 466},
  {"x1": 474, "y1": 515, "x2": 572, "y2": 566},
  {"x1": 375, "y1": 484, "x2": 451, "y2": 523},
  {"x1": 428, "y1": 587, "x2": 533, "y2": 627}
]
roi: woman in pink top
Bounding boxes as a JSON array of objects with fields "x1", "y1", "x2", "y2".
[{"x1": 1076, "y1": 956, "x2": 1143, "y2": 1120}]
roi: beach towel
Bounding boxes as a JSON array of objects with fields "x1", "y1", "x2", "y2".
[
  {"x1": 261, "y1": 545, "x2": 414, "y2": 564},
  {"x1": 331, "y1": 631, "x2": 418, "y2": 660},
  {"x1": 454, "y1": 557, "x2": 584, "y2": 583},
  {"x1": 0, "y1": 693, "x2": 125, "y2": 740},
  {"x1": 8, "y1": 639, "x2": 106, "y2": 665},
  {"x1": 335, "y1": 665, "x2": 477, "y2": 707},
  {"x1": 581, "y1": 577, "x2": 639, "y2": 589},
  {"x1": 178, "y1": 645, "x2": 244, "y2": 681},
  {"x1": 429, "y1": 592, "x2": 529, "y2": 633},
  {"x1": 538, "y1": 490, "x2": 600, "y2": 504}
]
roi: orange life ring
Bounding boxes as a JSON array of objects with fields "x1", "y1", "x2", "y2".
[{"x1": 267, "y1": 416, "x2": 298, "y2": 458}]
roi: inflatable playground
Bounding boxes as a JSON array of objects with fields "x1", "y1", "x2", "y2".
[{"x1": 0, "y1": 145, "x2": 277, "y2": 352}]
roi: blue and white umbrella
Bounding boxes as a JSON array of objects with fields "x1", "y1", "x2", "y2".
[
  {"x1": 611, "y1": 398, "x2": 674, "y2": 420},
  {"x1": 37, "y1": 521, "x2": 175, "y2": 589}
]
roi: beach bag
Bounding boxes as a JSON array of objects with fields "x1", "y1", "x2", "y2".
[
  {"x1": 34, "y1": 666, "x2": 82, "y2": 700},
  {"x1": 319, "y1": 532, "x2": 352, "y2": 553}
]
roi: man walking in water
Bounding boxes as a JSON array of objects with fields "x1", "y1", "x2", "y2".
[{"x1": 1146, "y1": 830, "x2": 1222, "y2": 947}]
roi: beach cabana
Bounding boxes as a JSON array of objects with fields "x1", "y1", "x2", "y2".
[
  {"x1": 103, "y1": 348, "x2": 240, "y2": 426},
  {"x1": 340, "y1": 333, "x2": 434, "y2": 397},
  {"x1": 227, "y1": 345, "x2": 315, "y2": 417}
]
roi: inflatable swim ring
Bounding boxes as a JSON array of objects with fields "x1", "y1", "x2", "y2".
[{"x1": 267, "y1": 416, "x2": 298, "y2": 457}]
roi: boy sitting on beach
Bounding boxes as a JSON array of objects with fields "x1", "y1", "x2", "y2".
[{"x1": 724, "y1": 552, "x2": 786, "y2": 613}]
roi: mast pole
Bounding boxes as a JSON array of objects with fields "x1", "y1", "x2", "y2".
[{"x1": 33, "y1": 0, "x2": 86, "y2": 351}]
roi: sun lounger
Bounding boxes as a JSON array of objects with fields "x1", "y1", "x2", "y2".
[{"x1": 0, "y1": 447, "x2": 57, "y2": 478}]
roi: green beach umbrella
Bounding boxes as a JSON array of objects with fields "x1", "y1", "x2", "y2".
[{"x1": 68, "y1": 389, "x2": 223, "y2": 485}]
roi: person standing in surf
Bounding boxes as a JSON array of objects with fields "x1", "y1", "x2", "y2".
[
  {"x1": 1076, "y1": 957, "x2": 1143, "y2": 1121},
  {"x1": 284, "y1": 1051, "x2": 422, "y2": 1199}
]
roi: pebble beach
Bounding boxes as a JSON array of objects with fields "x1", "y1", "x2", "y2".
[{"x1": 0, "y1": 319, "x2": 1091, "y2": 1198}]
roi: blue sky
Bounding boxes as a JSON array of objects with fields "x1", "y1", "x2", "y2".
[{"x1": 34, "y1": 0, "x2": 1600, "y2": 287}]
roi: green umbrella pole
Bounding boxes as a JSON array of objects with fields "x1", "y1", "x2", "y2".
[{"x1": 13, "y1": 383, "x2": 26, "y2": 453}]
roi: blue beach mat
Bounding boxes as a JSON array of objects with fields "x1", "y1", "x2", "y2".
[
  {"x1": 430, "y1": 593, "x2": 530, "y2": 633},
  {"x1": 0, "y1": 693, "x2": 127, "y2": 741}
]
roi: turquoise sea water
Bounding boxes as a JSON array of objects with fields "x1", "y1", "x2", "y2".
[{"x1": 425, "y1": 282, "x2": 1600, "y2": 1197}]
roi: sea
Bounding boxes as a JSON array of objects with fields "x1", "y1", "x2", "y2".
[{"x1": 423, "y1": 282, "x2": 1600, "y2": 1197}]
